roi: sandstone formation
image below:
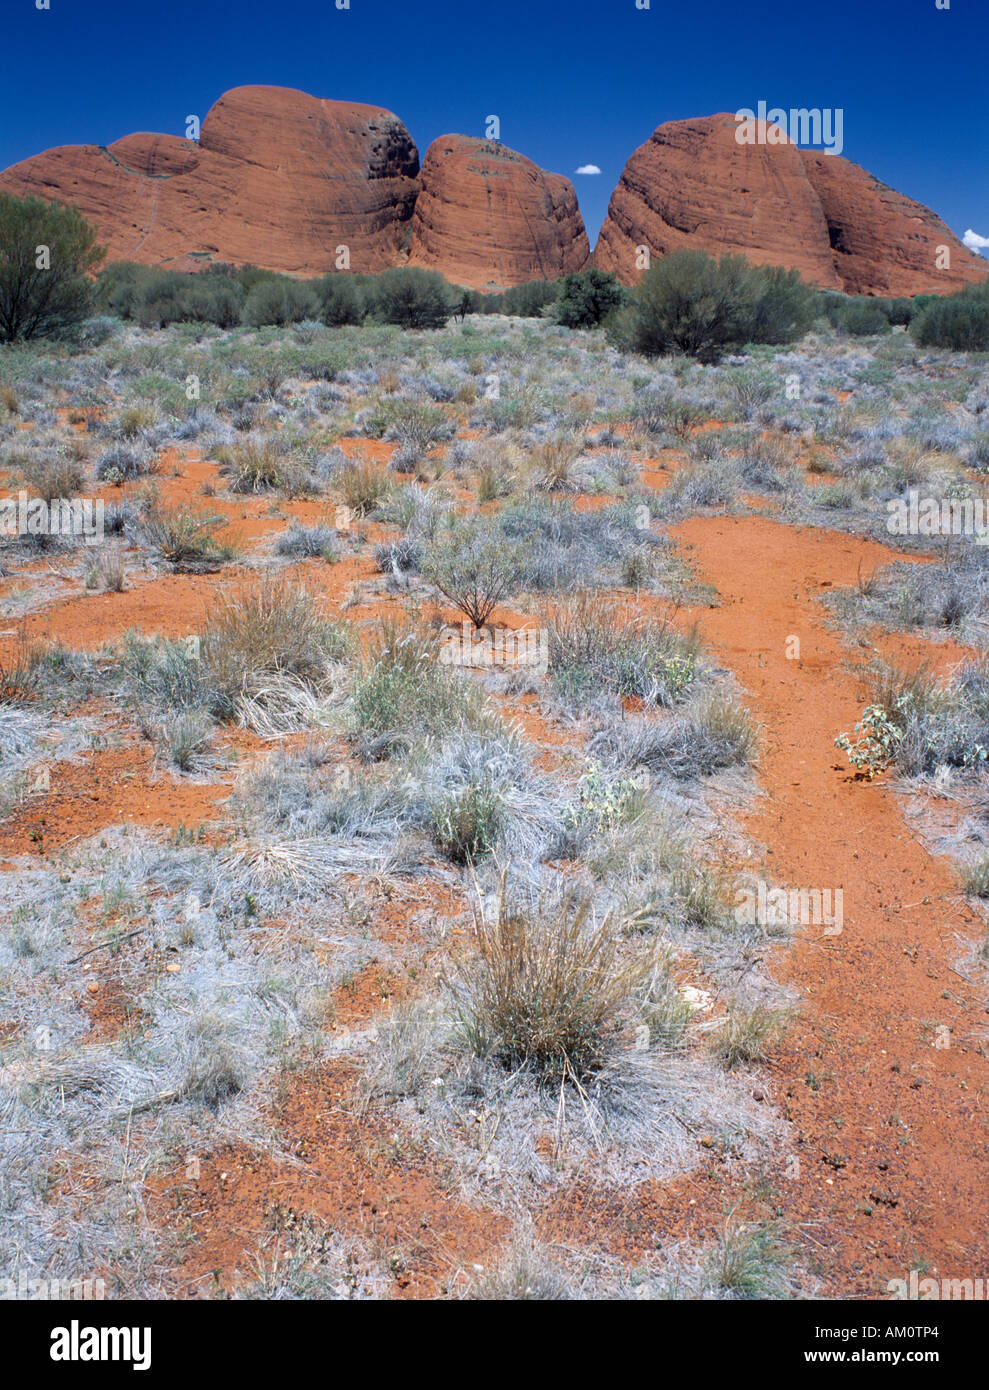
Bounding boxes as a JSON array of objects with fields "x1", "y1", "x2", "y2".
[
  {"x1": 2, "y1": 92, "x2": 985, "y2": 297},
  {"x1": 408, "y1": 135, "x2": 589, "y2": 290},
  {"x1": 0, "y1": 86, "x2": 421, "y2": 276},
  {"x1": 594, "y1": 113, "x2": 987, "y2": 296}
]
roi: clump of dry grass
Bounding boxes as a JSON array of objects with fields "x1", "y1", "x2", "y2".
[
  {"x1": 140, "y1": 499, "x2": 231, "y2": 565},
  {"x1": 200, "y1": 578, "x2": 347, "y2": 718},
  {"x1": 339, "y1": 451, "x2": 391, "y2": 516},
  {"x1": 450, "y1": 872, "x2": 656, "y2": 1083},
  {"x1": 531, "y1": 432, "x2": 583, "y2": 492},
  {"x1": 215, "y1": 433, "x2": 316, "y2": 496},
  {"x1": 0, "y1": 632, "x2": 43, "y2": 704},
  {"x1": 709, "y1": 1003, "x2": 789, "y2": 1069},
  {"x1": 18, "y1": 451, "x2": 86, "y2": 503}
]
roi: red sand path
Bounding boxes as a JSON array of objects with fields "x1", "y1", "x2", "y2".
[{"x1": 671, "y1": 514, "x2": 989, "y2": 1296}]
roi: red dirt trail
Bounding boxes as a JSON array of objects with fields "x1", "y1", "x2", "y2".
[{"x1": 671, "y1": 514, "x2": 989, "y2": 1297}]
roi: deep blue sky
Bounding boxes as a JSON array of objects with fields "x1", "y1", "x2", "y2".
[{"x1": 2, "y1": 0, "x2": 987, "y2": 252}]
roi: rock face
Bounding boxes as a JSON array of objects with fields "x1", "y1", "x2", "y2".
[
  {"x1": 594, "y1": 113, "x2": 987, "y2": 296},
  {"x1": 3, "y1": 93, "x2": 985, "y2": 297},
  {"x1": 408, "y1": 135, "x2": 589, "y2": 289},
  {"x1": 0, "y1": 86, "x2": 421, "y2": 276}
]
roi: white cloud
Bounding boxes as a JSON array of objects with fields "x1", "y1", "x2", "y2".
[
  {"x1": 575, "y1": 164, "x2": 601, "y2": 176},
  {"x1": 963, "y1": 228, "x2": 989, "y2": 257}
]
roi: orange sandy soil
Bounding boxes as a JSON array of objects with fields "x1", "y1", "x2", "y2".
[
  {"x1": 669, "y1": 515, "x2": 989, "y2": 1294},
  {"x1": 5, "y1": 418, "x2": 989, "y2": 1298}
]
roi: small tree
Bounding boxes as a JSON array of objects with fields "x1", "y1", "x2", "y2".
[
  {"x1": 838, "y1": 299, "x2": 892, "y2": 337},
  {"x1": 425, "y1": 525, "x2": 524, "y2": 629},
  {"x1": 316, "y1": 272, "x2": 364, "y2": 326},
  {"x1": 502, "y1": 279, "x2": 558, "y2": 318},
  {"x1": 612, "y1": 250, "x2": 757, "y2": 362},
  {"x1": 555, "y1": 268, "x2": 627, "y2": 329},
  {"x1": 0, "y1": 193, "x2": 104, "y2": 343},
  {"x1": 241, "y1": 277, "x2": 318, "y2": 328},
  {"x1": 745, "y1": 264, "x2": 818, "y2": 344},
  {"x1": 373, "y1": 267, "x2": 452, "y2": 329},
  {"x1": 911, "y1": 288, "x2": 989, "y2": 351}
]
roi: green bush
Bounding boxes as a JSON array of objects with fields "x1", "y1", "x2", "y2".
[
  {"x1": 745, "y1": 264, "x2": 818, "y2": 344},
  {"x1": 371, "y1": 267, "x2": 452, "y2": 329},
  {"x1": 502, "y1": 280, "x2": 559, "y2": 318},
  {"x1": 838, "y1": 299, "x2": 892, "y2": 337},
  {"x1": 97, "y1": 261, "x2": 246, "y2": 327},
  {"x1": 0, "y1": 193, "x2": 104, "y2": 343},
  {"x1": 315, "y1": 273, "x2": 365, "y2": 326},
  {"x1": 424, "y1": 524, "x2": 525, "y2": 629},
  {"x1": 610, "y1": 250, "x2": 811, "y2": 362},
  {"x1": 241, "y1": 278, "x2": 318, "y2": 327},
  {"x1": 911, "y1": 287, "x2": 989, "y2": 351},
  {"x1": 554, "y1": 268, "x2": 627, "y2": 329}
]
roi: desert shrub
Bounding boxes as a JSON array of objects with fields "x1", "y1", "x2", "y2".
[
  {"x1": 706, "y1": 1223, "x2": 796, "y2": 1299},
  {"x1": 242, "y1": 278, "x2": 318, "y2": 328},
  {"x1": 745, "y1": 265, "x2": 818, "y2": 344},
  {"x1": 315, "y1": 274, "x2": 365, "y2": 326},
  {"x1": 554, "y1": 269, "x2": 627, "y2": 329},
  {"x1": 374, "y1": 537, "x2": 423, "y2": 575},
  {"x1": 118, "y1": 633, "x2": 214, "y2": 712},
  {"x1": 450, "y1": 873, "x2": 655, "y2": 1082},
  {"x1": 631, "y1": 393, "x2": 707, "y2": 440},
  {"x1": 546, "y1": 590, "x2": 701, "y2": 710},
  {"x1": 466, "y1": 1241, "x2": 573, "y2": 1301},
  {"x1": 181, "y1": 279, "x2": 244, "y2": 328},
  {"x1": 531, "y1": 431, "x2": 584, "y2": 490},
  {"x1": 885, "y1": 297, "x2": 917, "y2": 326},
  {"x1": 215, "y1": 433, "x2": 316, "y2": 494},
  {"x1": 590, "y1": 690, "x2": 757, "y2": 780},
  {"x1": 276, "y1": 524, "x2": 339, "y2": 561},
  {"x1": 95, "y1": 445, "x2": 156, "y2": 482},
  {"x1": 501, "y1": 280, "x2": 559, "y2": 318},
  {"x1": 379, "y1": 399, "x2": 452, "y2": 460},
  {"x1": 838, "y1": 299, "x2": 892, "y2": 337},
  {"x1": 497, "y1": 497, "x2": 649, "y2": 590},
  {"x1": 429, "y1": 780, "x2": 503, "y2": 864},
  {"x1": 0, "y1": 193, "x2": 104, "y2": 343},
  {"x1": 160, "y1": 710, "x2": 214, "y2": 771},
  {"x1": 962, "y1": 856, "x2": 989, "y2": 898},
  {"x1": 837, "y1": 661, "x2": 989, "y2": 777},
  {"x1": 371, "y1": 267, "x2": 452, "y2": 329},
  {"x1": 911, "y1": 288, "x2": 989, "y2": 352},
  {"x1": 613, "y1": 251, "x2": 815, "y2": 361},
  {"x1": 424, "y1": 524, "x2": 525, "y2": 628},
  {"x1": 350, "y1": 614, "x2": 497, "y2": 759},
  {"x1": 339, "y1": 454, "x2": 391, "y2": 515},
  {"x1": 139, "y1": 500, "x2": 230, "y2": 565},
  {"x1": 200, "y1": 578, "x2": 348, "y2": 718},
  {"x1": 18, "y1": 450, "x2": 85, "y2": 503},
  {"x1": 96, "y1": 262, "x2": 245, "y2": 325}
]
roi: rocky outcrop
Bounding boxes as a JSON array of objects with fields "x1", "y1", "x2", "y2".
[
  {"x1": 798, "y1": 151, "x2": 986, "y2": 297},
  {"x1": 2, "y1": 92, "x2": 984, "y2": 296},
  {"x1": 594, "y1": 113, "x2": 987, "y2": 296},
  {"x1": 0, "y1": 86, "x2": 421, "y2": 276},
  {"x1": 407, "y1": 135, "x2": 589, "y2": 289}
]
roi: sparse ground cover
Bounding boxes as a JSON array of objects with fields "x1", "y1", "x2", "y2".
[{"x1": 1, "y1": 309, "x2": 988, "y2": 1300}]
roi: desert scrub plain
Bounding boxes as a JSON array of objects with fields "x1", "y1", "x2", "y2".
[{"x1": 1, "y1": 311, "x2": 989, "y2": 1300}]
